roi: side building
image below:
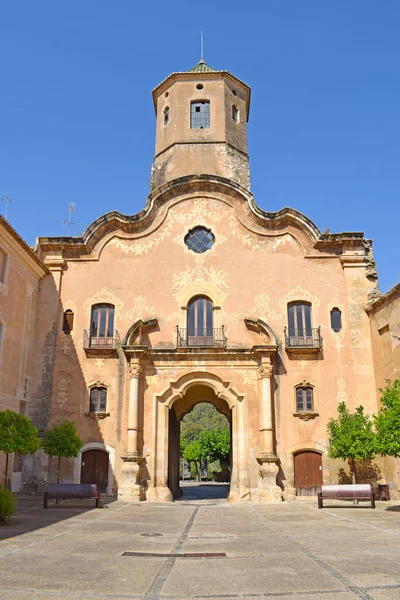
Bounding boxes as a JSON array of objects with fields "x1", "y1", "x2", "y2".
[
  {"x1": 367, "y1": 283, "x2": 400, "y2": 498},
  {"x1": 0, "y1": 216, "x2": 48, "y2": 490}
]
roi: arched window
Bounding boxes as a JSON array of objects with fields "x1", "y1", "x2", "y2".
[
  {"x1": 288, "y1": 302, "x2": 312, "y2": 344},
  {"x1": 330, "y1": 308, "x2": 342, "y2": 332},
  {"x1": 163, "y1": 106, "x2": 169, "y2": 126},
  {"x1": 232, "y1": 104, "x2": 239, "y2": 123},
  {"x1": 187, "y1": 296, "x2": 213, "y2": 345},
  {"x1": 90, "y1": 304, "x2": 115, "y2": 347},
  {"x1": 296, "y1": 386, "x2": 314, "y2": 412},
  {"x1": 62, "y1": 309, "x2": 74, "y2": 333},
  {"x1": 190, "y1": 101, "x2": 210, "y2": 129},
  {"x1": 89, "y1": 387, "x2": 107, "y2": 413}
]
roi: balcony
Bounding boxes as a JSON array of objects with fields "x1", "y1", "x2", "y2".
[
  {"x1": 176, "y1": 327, "x2": 227, "y2": 348},
  {"x1": 83, "y1": 329, "x2": 120, "y2": 356},
  {"x1": 284, "y1": 327, "x2": 322, "y2": 353}
]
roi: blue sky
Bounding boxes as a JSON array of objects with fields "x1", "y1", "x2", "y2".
[{"x1": 1, "y1": 1, "x2": 399, "y2": 292}]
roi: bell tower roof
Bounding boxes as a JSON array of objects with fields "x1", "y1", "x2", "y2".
[
  {"x1": 187, "y1": 59, "x2": 217, "y2": 73},
  {"x1": 152, "y1": 62, "x2": 251, "y2": 120}
]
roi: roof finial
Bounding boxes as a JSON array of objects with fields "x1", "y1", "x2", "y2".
[{"x1": 199, "y1": 31, "x2": 205, "y2": 64}]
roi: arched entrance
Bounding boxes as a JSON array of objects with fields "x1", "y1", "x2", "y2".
[
  {"x1": 81, "y1": 449, "x2": 109, "y2": 493},
  {"x1": 294, "y1": 450, "x2": 323, "y2": 496},
  {"x1": 149, "y1": 372, "x2": 249, "y2": 503},
  {"x1": 168, "y1": 386, "x2": 231, "y2": 500}
]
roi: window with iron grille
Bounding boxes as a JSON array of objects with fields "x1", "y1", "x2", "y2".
[
  {"x1": 296, "y1": 387, "x2": 314, "y2": 412},
  {"x1": 184, "y1": 227, "x2": 215, "y2": 254},
  {"x1": 90, "y1": 387, "x2": 107, "y2": 413},
  {"x1": 190, "y1": 101, "x2": 210, "y2": 129}
]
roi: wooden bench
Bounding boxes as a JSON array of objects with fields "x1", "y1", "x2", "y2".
[
  {"x1": 318, "y1": 484, "x2": 375, "y2": 509},
  {"x1": 44, "y1": 484, "x2": 101, "y2": 508}
]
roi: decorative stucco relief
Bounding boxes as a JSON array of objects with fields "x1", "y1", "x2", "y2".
[
  {"x1": 224, "y1": 286, "x2": 321, "y2": 327},
  {"x1": 122, "y1": 296, "x2": 155, "y2": 322},
  {"x1": 336, "y1": 378, "x2": 348, "y2": 403},
  {"x1": 107, "y1": 198, "x2": 300, "y2": 259},
  {"x1": 112, "y1": 225, "x2": 172, "y2": 256},
  {"x1": 57, "y1": 378, "x2": 68, "y2": 407},
  {"x1": 171, "y1": 260, "x2": 229, "y2": 293},
  {"x1": 83, "y1": 288, "x2": 124, "y2": 317},
  {"x1": 237, "y1": 369, "x2": 258, "y2": 392},
  {"x1": 94, "y1": 359, "x2": 105, "y2": 369},
  {"x1": 60, "y1": 335, "x2": 72, "y2": 355}
]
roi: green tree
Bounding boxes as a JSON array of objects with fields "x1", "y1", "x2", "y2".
[
  {"x1": 327, "y1": 402, "x2": 376, "y2": 484},
  {"x1": 183, "y1": 441, "x2": 203, "y2": 480},
  {"x1": 199, "y1": 429, "x2": 230, "y2": 463},
  {"x1": 42, "y1": 421, "x2": 83, "y2": 484},
  {"x1": 181, "y1": 403, "x2": 228, "y2": 445},
  {"x1": 375, "y1": 379, "x2": 400, "y2": 457},
  {"x1": 0, "y1": 410, "x2": 40, "y2": 489}
]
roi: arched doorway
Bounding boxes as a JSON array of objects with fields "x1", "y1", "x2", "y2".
[
  {"x1": 294, "y1": 450, "x2": 322, "y2": 496},
  {"x1": 81, "y1": 449, "x2": 109, "y2": 493},
  {"x1": 149, "y1": 372, "x2": 249, "y2": 503},
  {"x1": 168, "y1": 385, "x2": 231, "y2": 500}
]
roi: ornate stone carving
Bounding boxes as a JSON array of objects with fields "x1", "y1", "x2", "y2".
[
  {"x1": 293, "y1": 412, "x2": 319, "y2": 421},
  {"x1": 259, "y1": 364, "x2": 273, "y2": 379},
  {"x1": 85, "y1": 412, "x2": 110, "y2": 421},
  {"x1": 128, "y1": 363, "x2": 142, "y2": 379}
]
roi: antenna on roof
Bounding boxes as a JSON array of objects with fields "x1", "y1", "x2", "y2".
[
  {"x1": 1, "y1": 196, "x2": 12, "y2": 220},
  {"x1": 59, "y1": 203, "x2": 85, "y2": 236},
  {"x1": 200, "y1": 31, "x2": 205, "y2": 64}
]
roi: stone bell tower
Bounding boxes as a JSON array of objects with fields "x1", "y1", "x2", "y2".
[{"x1": 151, "y1": 59, "x2": 251, "y2": 190}]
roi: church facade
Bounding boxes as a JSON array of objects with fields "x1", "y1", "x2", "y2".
[{"x1": 3, "y1": 60, "x2": 398, "y2": 500}]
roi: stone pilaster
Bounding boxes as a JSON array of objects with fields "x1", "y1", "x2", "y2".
[
  {"x1": 118, "y1": 362, "x2": 143, "y2": 502},
  {"x1": 255, "y1": 361, "x2": 282, "y2": 502}
]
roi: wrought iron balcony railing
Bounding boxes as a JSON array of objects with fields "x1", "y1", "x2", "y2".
[
  {"x1": 176, "y1": 327, "x2": 227, "y2": 348},
  {"x1": 284, "y1": 327, "x2": 322, "y2": 349},
  {"x1": 83, "y1": 329, "x2": 120, "y2": 350}
]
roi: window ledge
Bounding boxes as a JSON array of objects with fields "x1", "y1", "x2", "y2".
[
  {"x1": 85, "y1": 412, "x2": 110, "y2": 421},
  {"x1": 293, "y1": 412, "x2": 319, "y2": 421}
]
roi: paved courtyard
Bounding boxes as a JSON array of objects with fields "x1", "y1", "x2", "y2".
[{"x1": 0, "y1": 484, "x2": 400, "y2": 600}]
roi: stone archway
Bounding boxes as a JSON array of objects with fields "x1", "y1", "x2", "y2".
[
  {"x1": 168, "y1": 385, "x2": 231, "y2": 500},
  {"x1": 147, "y1": 372, "x2": 250, "y2": 503}
]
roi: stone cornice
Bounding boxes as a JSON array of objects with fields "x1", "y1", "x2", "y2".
[{"x1": 35, "y1": 175, "x2": 369, "y2": 262}]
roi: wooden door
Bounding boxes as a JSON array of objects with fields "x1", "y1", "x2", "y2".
[
  {"x1": 81, "y1": 449, "x2": 109, "y2": 493},
  {"x1": 294, "y1": 451, "x2": 322, "y2": 496}
]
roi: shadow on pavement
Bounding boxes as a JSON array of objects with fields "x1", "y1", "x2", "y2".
[{"x1": 0, "y1": 493, "x2": 117, "y2": 542}]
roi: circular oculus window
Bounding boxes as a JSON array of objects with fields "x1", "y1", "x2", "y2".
[{"x1": 184, "y1": 227, "x2": 215, "y2": 253}]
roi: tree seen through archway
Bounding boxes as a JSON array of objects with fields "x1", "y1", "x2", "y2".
[{"x1": 180, "y1": 403, "x2": 230, "y2": 481}]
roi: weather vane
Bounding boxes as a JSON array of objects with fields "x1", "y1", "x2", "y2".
[{"x1": 200, "y1": 31, "x2": 204, "y2": 62}]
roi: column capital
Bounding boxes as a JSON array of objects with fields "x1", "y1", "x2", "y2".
[
  {"x1": 128, "y1": 363, "x2": 142, "y2": 379},
  {"x1": 259, "y1": 363, "x2": 273, "y2": 379}
]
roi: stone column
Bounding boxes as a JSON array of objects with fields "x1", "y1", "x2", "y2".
[
  {"x1": 256, "y1": 361, "x2": 282, "y2": 502},
  {"x1": 119, "y1": 362, "x2": 142, "y2": 502}
]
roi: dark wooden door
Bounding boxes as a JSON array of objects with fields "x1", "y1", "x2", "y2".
[
  {"x1": 81, "y1": 450, "x2": 108, "y2": 493},
  {"x1": 294, "y1": 451, "x2": 322, "y2": 496}
]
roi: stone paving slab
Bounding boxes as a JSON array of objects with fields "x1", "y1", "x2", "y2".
[{"x1": 1, "y1": 493, "x2": 400, "y2": 600}]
